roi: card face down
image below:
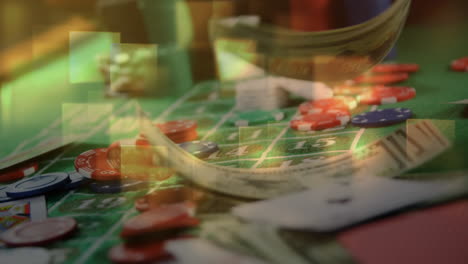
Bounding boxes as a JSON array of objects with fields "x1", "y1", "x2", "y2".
[
  {"x1": 338, "y1": 200, "x2": 468, "y2": 264},
  {"x1": 232, "y1": 176, "x2": 467, "y2": 231}
]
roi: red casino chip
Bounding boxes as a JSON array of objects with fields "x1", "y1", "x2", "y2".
[
  {"x1": 299, "y1": 97, "x2": 356, "y2": 115},
  {"x1": 156, "y1": 120, "x2": 197, "y2": 136},
  {"x1": 75, "y1": 148, "x2": 121, "y2": 181},
  {"x1": 0, "y1": 217, "x2": 77, "y2": 247},
  {"x1": 358, "y1": 86, "x2": 416, "y2": 105},
  {"x1": 134, "y1": 187, "x2": 202, "y2": 212},
  {"x1": 290, "y1": 112, "x2": 351, "y2": 131},
  {"x1": 139, "y1": 120, "x2": 198, "y2": 144},
  {"x1": 0, "y1": 162, "x2": 38, "y2": 183},
  {"x1": 371, "y1": 63, "x2": 420, "y2": 73},
  {"x1": 353, "y1": 73, "x2": 409, "y2": 85},
  {"x1": 451, "y1": 57, "x2": 468, "y2": 72},
  {"x1": 120, "y1": 205, "x2": 199, "y2": 240},
  {"x1": 108, "y1": 241, "x2": 173, "y2": 264}
]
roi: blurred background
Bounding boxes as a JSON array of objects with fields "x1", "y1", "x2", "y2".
[{"x1": 1, "y1": 0, "x2": 467, "y2": 83}]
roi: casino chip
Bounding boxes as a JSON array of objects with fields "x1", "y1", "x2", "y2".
[
  {"x1": 351, "y1": 108, "x2": 413, "y2": 128},
  {"x1": 64, "y1": 171, "x2": 88, "y2": 190},
  {"x1": 290, "y1": 112, "x2": 351, "y2": 131},
  {"x1": 75, "y1": 148, "x2": 121, "y2": 181},
  {"x1": 229, "y1": 110, "x2": 285, "y2": 127},
  {"x1": 108, "y1": 241, "x2": 172, "y2": 264},
  {"x1": 371, "y1": 63, "x2": 420, "y2": 73},
  {"x1": 0, "y1": 217, "x2": 77, "y2": 247},
  {"x1": 6, "y1": 172, "x2": 70, "y2": 199},
  {"x1": 299, "y1": 97, "x2": 357, "y2": 115},
  {"x1": 0, "y1": 162, "x2": 38, "y2": 183},
  {"x1": 353, "y1": 73, "x2": 409, "y2": 85},
  {"x1": 451, "y1": 57, "x2": 468, "y2": 72},
  {"x1": 140, "y1": 120, "x2": 199, "y2": 144},
  {"x1": 120, "y1": 205, "x2": 199, "y2": 240},
  {"x1": 178, "y1": 141, "x2": 219, "y2": 158},
  {"x1": 156, "y1": 120, "x2": 197, "y2": 136},
  {"x1": 89, "y1": 179, "x2": 148, "y2": 194},
  {"x1": 0, "y1": 185, "x2": 13, "y2": 202},
  {"x1": 358, "y1": 86, "x2": 416, "y2": 105},
  {"x1": 0, "y1": 247, "x2": 51, "y2": 264},
  {"x1": 135, "y1": 187, "x2": 202, "y2": 212}
]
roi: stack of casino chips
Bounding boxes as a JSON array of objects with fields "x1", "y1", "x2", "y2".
[
  {"x1": 108, "y1": 201, "x2": 199, "y2": 263},
  {"x1": 290, "y1": 63, "x2": 421, "y2": 131},
  {"x1": 290, "y1": 97, "x2": 356, "y2": 131},
  {"x1": 235, "y1": 76, "x2": 289, "y2": 111}
]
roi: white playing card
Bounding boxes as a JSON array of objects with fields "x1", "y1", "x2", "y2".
[
  {"x1": 232, "y1": 176, "x2": 468, "y2": 231},
  {"x1": 0, "y1": 196, "x2": 47, "y2": 232}
]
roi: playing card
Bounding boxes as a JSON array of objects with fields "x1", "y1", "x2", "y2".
[
  {"x1": 232, "y1": 176, "x2": 468, "y2": 231},
  {"x1": 0, "y1": 196, "x2": 47, "y2": 232}
]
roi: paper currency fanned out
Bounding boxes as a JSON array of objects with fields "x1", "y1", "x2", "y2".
[{"x1": 198, "y1": 215, "x2": 354, "y2": 264}]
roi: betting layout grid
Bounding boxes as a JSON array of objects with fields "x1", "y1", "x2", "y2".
[{"x1": 0, "y1": 78, "x2": 378, "y2": 263}]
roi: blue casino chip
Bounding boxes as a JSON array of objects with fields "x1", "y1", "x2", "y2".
[
  {"x1": 89, "y1": 180, "x2": 147, "y2": 194},
  {"x1": 64, "y1": 171, "x2": 89, "y2": 190},
  {"x1": 6, "y1": 172, "x2": 70, "y2": 199},
  {"x1": 0, "y1": 185, "x2": 14, "y2": 202},
  {"x1": 178, "y1": 141, "x2": 219, "y2": 158},
  {"x1": 351, "y1": 108, "x2": 413, "y2": 128}
]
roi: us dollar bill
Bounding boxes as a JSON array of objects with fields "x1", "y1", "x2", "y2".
[
  {"x1": 210, "y1": 0, "x2": 411, "y2": 82},
  {"x1": 140, "y1": 104, "x2": 451, "y2": 200},
  {"x1": 199, "y1": 214, "x2": 355, "y2": 264}
]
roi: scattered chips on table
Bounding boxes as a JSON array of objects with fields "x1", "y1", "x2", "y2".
[
  {"x1": 0, "y1": 217, "x2": 77, "y2": 247},
  {"x1": 351, "y1": 108, "x2": 413, "y2": 128},
  {"x1": 358, "y1": 86, "x2": 416, "y2": 105}
]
